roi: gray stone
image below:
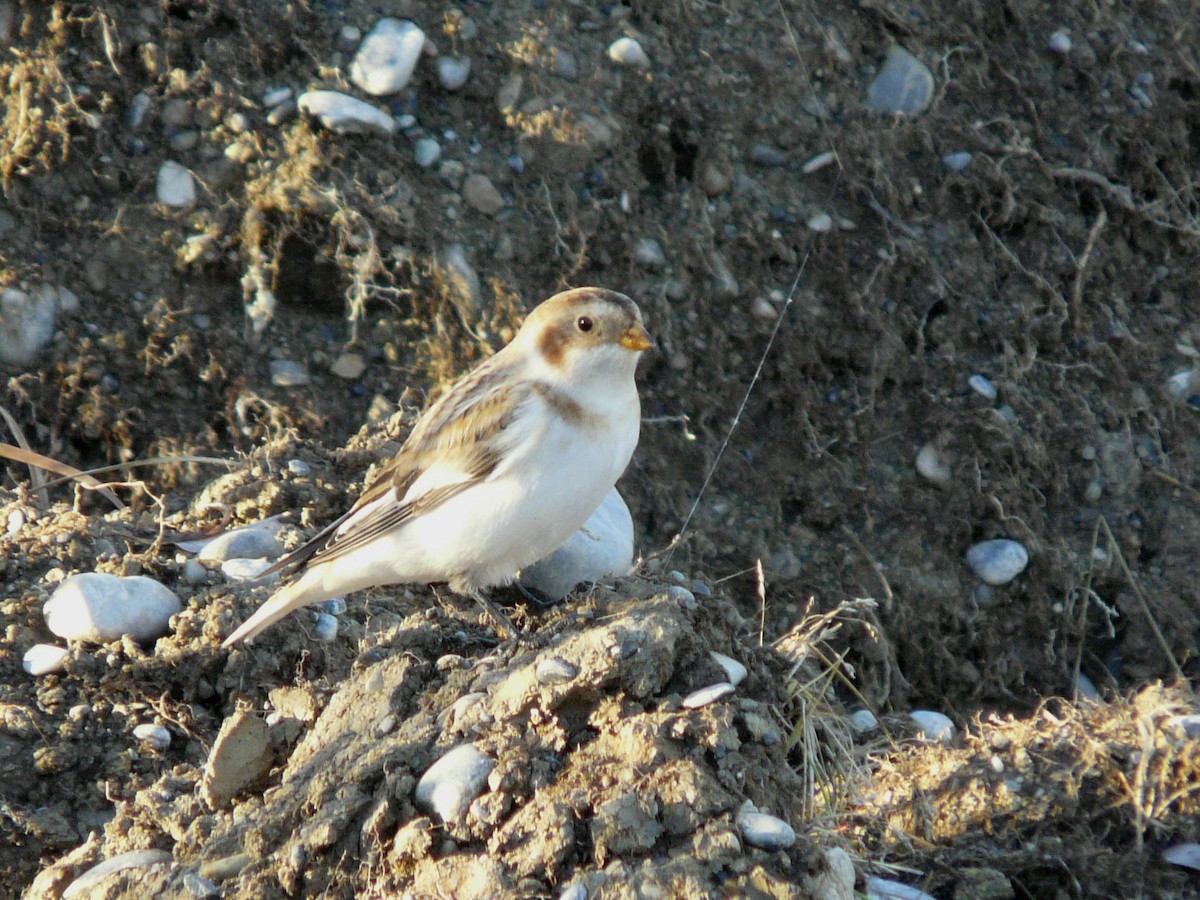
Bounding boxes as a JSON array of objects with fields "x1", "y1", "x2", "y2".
[
  {"x1": 350, "y1": 18, "x2": 426, "y2": 96},
  {"x1": 22, "y1": 643, "x2": 68, "y2": 676},
  {"x1": 966, "y1": 539, "x2": 1029, "y2": 585},
  {"x1": 520, "y1": 488, "x2": 634, "y2": 599},
  {"x1": 415, "y1": 743, "x2": 494, "y2": 824},
  {"x1": 867, "y1": 46, "x2": 934, "y2": 116},
  {"x1": 156, "y1": 160, "x2": 195, "y2": 207},
  {"x1": 45, "y1": 573, "x2": 181, "y2": 643},
  {"x1": 196, "y1": 520, "x2": 284, "y2": 563},
  {"x1": 299, "y1": 90, "x2": 396, "y2": 135}
]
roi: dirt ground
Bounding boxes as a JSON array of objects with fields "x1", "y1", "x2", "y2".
[{"x1": 3, "y1": 1, "x2": 1200, "y2": 897}]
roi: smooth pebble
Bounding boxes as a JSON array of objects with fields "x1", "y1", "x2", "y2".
[
  {"x1": 298, "y1": 90, "x2": 396, "y2": 135},
  {"x1": 313, "y1": 613, "x2": 338, "y2": 642},
  {"x1": 182, "y1": 558, "x2": 208, "y2": 585},
  {"x1": 45, "y1": 573, "x2": 181, "y2": 643},
  {"x1": 866, "y1": 877, "x2": 936, "y2": 900},
  {"x1": 749, "y1": 143, "x2": 788, "y2": 167},
  {"x1": 802, "y1": 151, "x2": 837, "y2": 174},
  {"x1": 1165, "y1": 369, "x2": 1197, "y2": 400},
  {"x1": 220, "y1": 557, "x2": 276, "y2": 582},
  {"x1": 196, "y1": 520, "x2": 284, "y2": 563},
  {"x1": 807, "y1": 212, "x2": 833, "y2": 232},
  {"x1": 849, "y1": 709, "x2": 878, "y2": 732},
  {"x1": 608, "y1": 36, "x2": 649, "y2": 68},
  {"x1": 559, "y1": 884, "x2": 587, "y2": 900},
  {"x1": 914, "y1": 442, "x2": 952, "y2": 487},
  {"x1": 633, "y1": 237, "x2": 666, "y2": 268},
  {"x1": 966, "y1": 539, "x2": 1029, "y2": 585},
  {"x1": 286, "y1": 459, "x2": 311, "y2": 477},
  {"x1": 415, "y1": 743, "x2": 494, "y2": 824},
  {"x1": 968, "y1": 373, "x2": 997, "y2": 399},
  {"x1": 413, "y1": 137, "x2": 441, "y2": 167},
  {"x1": 941, "y1": 151, "x2": 972, "y2": 172},
  {"x1": 263, "y1": 86, "x2": 292, "y2": 107},
  {"x1": 867, "y1": 46, "x2": 934, "y2": 116},
  {"x1": 520, "y1": 488, "x2": 634, "y2": 600},
  {"x1": 0, "y1": 286, "x2": 59, "y2": 365},
  {"x1": 682, "y1": 682, "x2": 736, "y2": 709},
  {"x1": 709, "y1": 651, "x2": 747, "y2": 687},
  {"x1": 1074, "y1": 671, "x2": 1100, "y2": 701},
  {"x1": 535, "y1": 657, "x2": 578, "y2": 685},
  {"x1": 463, "y1": 173, "x2": 505, "y2": 215},
  {"x1": 350, "y1": 18, "x2": 426, "y2": 96},
  {"x1": 666, "y1": 584, "x2": 697, "y2": 609},
  {"x1": 318, "y1": 597, "x2": 347, "y2": 616},
  {"x1": 1047, "y1": 31, "x2": 1072, "y2": 54},
  {"x1": 909, "y1": 710, "x2": 955, "y2": 743},
  {"x1": 738, "y1": 808, "x2": 796, "y2": 851},
  {"x1": 270, "y1": 359, "x2": 310, "y2": 387},
  {"x1": 1165, "y1": 843, "x2": 1200, "y2": 871},
  {"x1": 133, "y1": 723, "x2": 171, "y2": 750},
  {"x1": 62, "y1": 850, "x2": 173, "y2": 900},
  {"x1": 156, "y1": 161, "x2": 195, "y2": 207},
  {"x1": 437, "y1": 56, "x2": 471, "y2": 91},
  {"x1": 23, "y1": 643, "x2": 68, "y2": 676}
]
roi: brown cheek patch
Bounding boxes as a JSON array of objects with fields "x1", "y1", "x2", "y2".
[{"x1": 538, "y1": 322, "x2": 570, "y2": 368}]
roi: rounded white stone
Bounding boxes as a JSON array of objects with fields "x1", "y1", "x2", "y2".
[
  {"x1": 415, "y1": 743, "x2": 494, "y2": 824},
  {"x1": 966, "y1": 539, "x2": 1029, "y2": 585},
  {"x1": 709, "y1": 651, "x2": 747, "y2": 687},
  {"x1": 1047, "y1": 31, "x2": 1072, "y2": 54},
  {"x1": 968, "y1": 373, "x2": 997, "y2": 399},
  {"x1": 682, "y1": 682, "x2": 736, "y2": 709},
  {"x1": 535, "y1": 657, "x2": 578, "y2": 685},
  {"x1": 0, "y1": 286, "x2": 59, "y2": 365},
  {"x1": 45, "y1": 573, "x2": 181, "y2": 643},
  {"x1": 867, "y1": 46, "x2": 934, "y2": 116},
  {"x1": 608, "y1": 36, "x2": 650, "y2": 68},
  {"x1": 519, "y1": 488, "x2": 634, "y2": 600},
  {"x1": 867, "y1": 876, "x2": 936, "y2": 900},
  {"x1": 849, "y1": 709, "x2": 878, "y2": 732},
  {"x1": 413, "y1": 137, "x2": 441, "y2": 167},
  {"x1": 437, "y1": 56, "x2": 471, "y2": 91},
  {"x1": 156, "y1": 161, "x2": 195, "y2": 207},
  {"x1": 915, "y1": 442, "x2": 952, "y2": 487},
  {"x1": 738, "y1": 808, "x2": 796, "y2": 850},
  {"x1": 23, "y1": 643, "x2": 68, "y2": 676},
  {"x1": 133, "y1": 723, "x2": 171, "y2": 750},
  {"x1": 807, "y1": 212, "x2": 834, "y2": 232},
  {"x1": 942, "y1": 151, "x2": 973, "y2": 172},
  {"x1": 313, "y1": 612, "x2": 338, "y2": 642},
  {"x1": 909, "y1": 709, "x2": 955, "y2": 743},
  {"x1": 350, "y1": 18, "x2": 426, "y2": 96},
  {"x1": 298, "y1": 90, "x2": 396, "y2": 135},
  {"x1": 196, "y1": 521, "x2": 284, "y2": 563},
  {"x1": 802, "y1": 151, "x2": 837, "y2": 174}
]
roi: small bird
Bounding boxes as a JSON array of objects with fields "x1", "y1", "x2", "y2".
[{"x1": 222, "y1": 287, "x2": 653, "y2": 647}]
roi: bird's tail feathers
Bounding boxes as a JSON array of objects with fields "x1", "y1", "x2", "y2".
[{"x1": 221, "y1": 576, "x2": 317, "y2": 648}]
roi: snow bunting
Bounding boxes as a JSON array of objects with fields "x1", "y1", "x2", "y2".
[{"x1": 222, "y1": 287, "x2": 652, "y2": 646}]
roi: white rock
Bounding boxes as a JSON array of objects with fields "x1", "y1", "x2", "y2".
[
  {"x1": 807, "y1": 212, "x2": 834, "y2": 232},
  {"x1": 866, "y1": 877, "x2": 935, "y2": 900},
  {"x1": 942, "y1": 151, "x2": 973, "y2": 172},
  {"x1": 1165, "y1": 369, "x2": 1198, "y2": 400},
  {"x1": 519, "y1": 488, "x2": 634, "y2": 599},
  {"x1": 849, "y1": 709, "x2": 878, "y2": 732},
  {"x1": 415, "y1": 743, "x2": 494, "y2": 824},
  {"x1": 182, "y1": 558, "x2": 208, "y2": 585},
  {"x1": 633, "y1": 237, "x2": 666, "y2": 269},
  {"x1": 195, "y1": 519, "x2": 284, "y2": 563},
  {"x1": 559, "y1": 884, "x2": 587, "y2": 900},
  {"x1": 62, "y1": 850, "x2": 173, "y2": 899},
  {"x1": 1075, "y1": 672, "x2": 1100, "y2": 701},
  {"x1": 909, "y1": 710, "x2": 955, "y2": 743},
  {"x1": 413, "y1": 137, "x2": 441, "y2": 167},
  {"x1": 133, "y1": 723, "x2": 171, "y2": 750},
  {"x1": 709, "y1": 651, "x2": 747, "y2": 686},
  {"x1": 682, "y1": 682, "x2": 736, "y2": 709},
  {"x1": 298, "y1": 90, "x2": 396, "y2": 135},
  {"x1": 318, "y1": 597, "x2": 347, "y2": 616},
  {"x1": 156, "y1": 161, "x2": 195, "y2": 207},
  {"x1": 608, "y1": 36, "x2": 650, "y2": 68},
  {"x1": 437, "y1": 56, "x2": 471, "y2": 91},
  {"x1": 23, "y1": 643, "x2": 68, "y2": 676},
  {"x1": 535, "y1": 657, "x2": 578, "y2": 685},
  {"x1": 966, "y1": 539, "x2": 1029, "y2": 585},
  {"x1": 737, "y1": 805, "x2": 796, "y2": 850},
  {"x1": 287, "y1": 459, "x2": 312, "y2": 477},
  {"x1": 45, "y1": 573, "x2": 181, "y2": 643},
  {"x1": 812, "y1": 847, "x2": 856, "y2": 900},
  {"x1": 0, "y1": 285, "x2": 59, "y2": 365},
  {"x1": 270, "y1": 359, "x2": 310, "y2": 386},
  {"x1": 915, "y1": 442, "x2": 952, "y2": 487},
  {"x1": 220, "y1": 558, "x2": 278, "y2": 583},
  {"x1": 350, "y1": 18, "x2": 426, "y2": 96},
  {"x1": 1047, "y1": 31, "x2": 1072, "y2": 55},
  {"x1": 802, "y1": 151, "x2": 837, "y2": 174},
  {"x1": 1164, "y1": 843, "x2": 1200, "y2": 871},
  {"x1": 313, "y1": 612, "x2": 338, "y2": 642},
  {"x1": 867, "y1": 46, "x2": 934, "y2": 116},
  {"x1": 968, "y1": 373, "x2": 997, "y2": 399}
]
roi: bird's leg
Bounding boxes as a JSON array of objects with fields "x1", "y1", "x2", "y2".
[{"x1": 469, "y1": 590, "x2": 518, "y2": 640}]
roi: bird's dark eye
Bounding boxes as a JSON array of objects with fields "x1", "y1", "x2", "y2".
[{"x1": 576, "y1": 315, "x2": 594, "y2": 333}]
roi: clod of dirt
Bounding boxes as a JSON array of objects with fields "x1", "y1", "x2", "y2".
[{"x1": 201, "y1": 706, "x2": 275, "y2": 809}]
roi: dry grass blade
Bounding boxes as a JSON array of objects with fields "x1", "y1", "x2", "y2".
[
  {"x1": 0, "y1": 441, "x2": 124, "y2": 510},
  {"x1": 0, "y1": 404, "x2": 49, "y2": 510},
  {"x1": 37, "y1": 454, "x2": 238, "y2": 492}
]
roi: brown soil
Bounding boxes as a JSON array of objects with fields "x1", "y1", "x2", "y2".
[{"x1": 3, "y1": 1, "x2": 1200, "y2": 898}]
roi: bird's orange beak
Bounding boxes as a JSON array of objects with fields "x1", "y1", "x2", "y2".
[{"x1": 619, "y1": 323, "x2": 654, "y2": 352}]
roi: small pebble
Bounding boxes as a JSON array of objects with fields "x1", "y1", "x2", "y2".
[
  {"x1": 666, "y1": 584, "x2": 697, "y2": 610},
  {"x1": 801, "y1": 151, "x2": 836, "y2": 174},
  {"x1": 867, "y1": 876, "x2": 936, "y2": 900},
  {"x1": 535, "y1": 657, "x2": 578, "y2": 685},
  {"x1": 62, "y1": 850, "x2": 173, "y2": 900},
  {"x1": 1047, "y1": 31, "x2": 1072, "y2": 54},
  {"x1": 23, "y1": 644, "x2": 68, "y2": 676},
  {"x1": 270, "y1": 359, "x2": 310, "y2": 387},
  {"x1": 867, "y1": 46, "x2": 934, "y2": 116},
  {"x1": 414, "y1": 137, "x2": 441, "y2": 167},
  {"x1": 156, "y1": 161, "x2": 195, "y2": 207},
  {"x1": 220, "y1": 558, "x2": 276, "y2": 582},
  {"x1": 182, "y1": 558, "x2": 208, "y2": 585},
  {"x1": 1164, "y1": 843, "x2": 1200, "y2": 871},
  {"x1": 350, "y1": 18, "x2": 426, "y2": 96},
  {"x1": 909, "y1": 710, "x2": 955, "y2": 743},
  {"x1": 749, "y1": 143, "x2": 788, "y2": 167},
  {"x1": 415, "y1": 744, "x2": 494, "y2": 824},
  {"x1": 133, "y1": 723, "x2": 172, "y2": 750},
  {"x1": 968, "y1": 373, "x2": 997, "y2": 400},
  {"x1": 263, "y1": 87, "x2": 292, "y2": 107},
  {"x1": 737, "y1": 806, "x2": 796, "y2": 851},
  {"x1": 559, "y1": 884, "x2": 587, "y2": 900},
  {"x1": 286, "y1": 459, "x2": 312, "y2": 477},
  {"x1": 463, "y1": 173, "x2": 505, "y2": 215},
  {"x1": 682, "y1": 682, "x2": 736, "y2": 709},
  {"x1": 849, "y1": 709, "x2": 878, "y2": 732},
  {"x1": 313, "y1": 613, "x2": 338, "y2": 642},
  {"x1": 633, "y1": 237, "x2": 666, "y2": 268},
  {"x1": 266, "y1": 101, "x2": 296, "y2": 126},
  {"x1": 553, "y1": 48, "x2": 580, "y2": 80},
  {"x1": 1166, "y1": 369, "x2": 1198, "y2": 400},
  {"x1": 0, "y1": 287, "x2": 59, "y2": 365},
  {"x1": 915, "y1": 442, "x2": 952, "y2": 487},
  {"x1": 298, "y1": 90, "x2": 396, "y2": 135},
  {"x1": 1075, "y1": 672, "x2": 1100, "y2": 702},
  {"x1": 806, "y1": 212, "x2": 833, "y2": 232},
  {"x1": 318, "y1": 597, "x2": 347, "y2": 616},
  {"x1": 437, "y1": 56, "x2": 471, "y2": 91},
  {"x1": 608, "y1": 36, "x2": 649, "y2": 68},
  {"x1": 7, "y1": 509, "x2": 25, "y2": 534},
  {"x1": 45, "y1": 574, "x2": 181, "y2": 643},
  {"x1": 128, "y1": 92, "x2": 152, "y2": 129},
  {"x1": 196, "y1": 521, "x2": 284, "y2": 563},
  {"x1": 941, "y1": 151, "x2": 972, "y2": 172},
  {"x1": 966, "y1": 539, "x2": 1029, "y2": 586},
  {"x1": 330, "y1": 352, "x2": 367, "y2": 380},
  {"x1": 709, "y1": 651, "x2": 747, "y2": 686}
]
